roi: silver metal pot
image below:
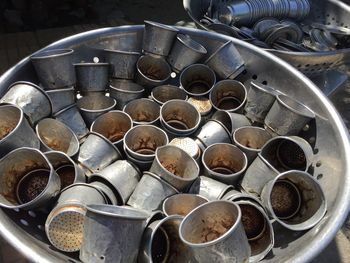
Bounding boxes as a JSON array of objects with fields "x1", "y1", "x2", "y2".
[
  {"x1": 109, "y1": 79, "x2": 145, "y2": 110},
  {"x1": 123, "y1": 98, "x2": 160, "y2": 125},
  {"x1": 163, "y1": 193, "x2": 208, "y2": 216},
  {"x1": 75, "y1": 62, "x2": 109, "y2": 93}
]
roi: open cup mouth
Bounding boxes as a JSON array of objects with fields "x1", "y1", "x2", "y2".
[
  {"x1": 137, "y1": 55, "x2": 172, "y2": 82},
  {"x1": 123, "y1": 99, "x2": 161, "y2": 125}
]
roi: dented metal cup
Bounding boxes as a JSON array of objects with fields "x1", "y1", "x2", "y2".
[
  {"x1": 109, "y1": 79, "x2": 145, "y2": 110},
  {"x1": 136, "y1": 55, "x2": 171, "y2": 88},
  {"x1": 123, "y1": 98, "x2": 160, "y2": 125},
  {"x1": 205, "y1": 40, "x2": 245, "y2": 79},
  {"x1": 36, "y1": 118, "x2": 80, "y2": 157},
  {"x1": 179, "y1": 201, "x2": 251, "y2": 263},
  {"x1": 189, "y1": 176, "x2": 234, "y2": 201},
  {"x1": 0, "y1": 147, "x2": 60, "y2": 210},
  {"x1": 53, "y1": 103, "x2": 89, "y2": 140},
  {"x1": 104, "y1": 49, "x2": 140, "y2": 79},
  {"x1": 151, "y1": 85, "x2": 188, "y2": 105},
  {"x1": 80, "y1": 204, "x2": 149, "y2": 263},
  {"x1": 210, "y1": 80, "x2": 247, "y2": 113},
  {"x1": 46, "y1": 86, "x2": 75, "y2": 114},
  {"x1": 180, "y1": 64, "x2": 216, "y2": 97},
  {"x1": 163, "y1": 193, "x2": 208, "y2": 216},
  {"x1": 261, "y1": 170, "x2": 327, "y2": 231},
  {"x1": 127, "y1": 172, "x2": 179, "y2": 211},
  {"x1": 31, "y1": 48, "x2": 75, "y2": 89},
  {"x1": 0, "y1": 104, "x2": 40, "y2": 158},
  {"x1": 202, "y1": 143, "x2": 248, "y2": 185},
  {"x1": 187, "y1": 96, "x2": 213, "y2": 125},
  {"x1": 143, "y1": 20, "x2": 179, "y2": 56},
  {"x1": 1, "y1": 81, "x2": 52, "y2": 125},
  {"x1": 77, "y1": 94, "x2": 116, "y2": 127},
  {"x1": 75, "y1": 62, "x2": 109, "y2": 93},
  {"x1": 167, "y1": 34, "x2": 207, "y2": 72},
  {"x1": 265, "y1": 94, "x2": 316, "y2": 136},
  {"x1": 150, "y1": 145, "x2": 200, "y2": 191}
]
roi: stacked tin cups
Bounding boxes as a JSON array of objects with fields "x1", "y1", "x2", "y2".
[{"x1": 0, "y1": 21, "x2": 326, "y2": 263}]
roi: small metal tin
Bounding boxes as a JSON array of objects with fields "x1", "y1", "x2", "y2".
[
  {"x1": 189, "y1": 176, "x2": 234, "y2": 201},
  {"x1": 109, "y1": 79, "x2": 145, "y2": 110},
  {"x1": 123, "y1": 98, "x2": 160, "y2": 125},
  {"x1": 75, "y1": 62, "x2": 109, "y2": 93},
  {"x1": 162, "y1": 193, "x2": 208, "y2": 216},
  {"x1": 228, "y1": 112, "x2": 252, "y2": 132},
  {"x1": 104, "y1": 49, "x2": 140, "y2": 79},
  {"x1": 46, "y1": 86, "x2": 75, "y2": 114},
  {"x1": 169, "y1": 137, "x2": 201, "y2": 162},
  {"x1": 151, "y1": 85, "x2": 188, "y2": 105}
]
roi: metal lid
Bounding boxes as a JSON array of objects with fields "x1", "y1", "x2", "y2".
[
  {"x1": 169, "y1": 137, "x2": 200, "y2": 159},
  {"x1": 187, "y1": 97, "x2": 212, "y2": 116}
]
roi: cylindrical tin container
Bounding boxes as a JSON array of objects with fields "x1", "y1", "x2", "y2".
[
  {"x1": 109, "y1": 79, "x2": 145, "y2": 110},
  {"x1": 187, "y1": 96, "x2": 213, "y2": 125},
  {"x1": 151, "y1": 85, "x2": 188, "y2": 105},
  {"x1": 163, "y1": 193, "x2": 208, "y2": 216},
  {"x1": 90, "y1": 180, "x2": 119, "y2": 205},
  {"x1": 189, "y1": 176, "x2": 234, "y2": 201},
  {"x1": 169, "y1": 137, "x2": 201, "y2": 163},
  {"x1": 46, "y1": 86, "x2": 75, "y2": 114},
  {"x1": 210, "y1": 110, "x2": 233, "y2": 133},
  {"x1": 75, "y1": 62, "x2": 109, "y2": 93},
  {"x1": 104, "y1": 49, "x2": 140, "y2": 79},
  {"x1": 123, "y1": 98, "x2": 160, "y2": 125},
  {"x1": 221, "y1": 189, "x2": 261, "y2": 205},
  {"x1": 228, "y1": 112, "x2": 252, "y2": 131},
  {"x1": 124, "y1": 148, "x2": 154, "y2": 172}
]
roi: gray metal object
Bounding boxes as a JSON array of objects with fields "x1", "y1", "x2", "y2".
[
  {"x1": 151, "y1": 85, "x2": 188, "y2": 105},
  {"x1": 123, "y1": 98, "x2": 160, "y2": 125},
  {"x1": 90, "y1": 180, "x2": 119, "y2": 205},
  {"x1": 189, "y1": 176, "x2": 234, "y2": 201},
  {"x1": 228, "y1": 112, "x2": 252, "y2": 131},
  {"x1": 104, "y1": 49, "x2": 140, "y2": 79},
  {"x1": 179, "y1": 200, "x2": 251, "y2": 262},
  {"x1": 109, "y1": 79, "x2": 145, "y2": 110},
  {"x1": 31, "y1": 49, "x2": 75, "y2": 89},
  {"x1": 169, "y1": 137, "x2": 201, "y2": 163},
  {"x1": 127, "y1": 172, "x2": 179, "y2": 211},
  {"x1": 0, "y1": 81, "x2": 52, "y2": 125},
  {"x1": 46, "y1": 86, "x2": 75, "y2": 114},
  {"x1": 163, "y1": 193, "x2": 208, "y2": 216},
  {"x1": 124, "y1": 147, "x2": 154, "y2": 172},
  {"x1": 220, "y1": 189, "x2": 262, "y2": 205},
  {"x1": 210, "y1": 110, "x2": 233, "y2": 133},
  {"x1": 75, "y1": 62, "x2": 109, "y2": 93},
  {"x1": 80, "y1": 204, "x2": 149, "y2": 263},
  {"x1": 0, "y1": 104, "x2": 40, "y2": 159},
  {"x1": 36, "y1": 118, "x2": 80, "y2": 157}
]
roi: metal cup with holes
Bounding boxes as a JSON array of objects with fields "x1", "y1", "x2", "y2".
[
  {"x1": 75, "y1": 62, "x2": 109, "y2": 93},
  {"x1": 0, "y1": 104, "x2": 40, "y2": 159},
  {"x1": 162, "y1": 193, "x2": 208, "y2": 216},
  {"x1": 127, "y1": 172, "x2": 179, "y2": 211},
  {"x1": 210, "y1": 80, "x2": 247, "y2": 113},
  {"x1": 77, "y1": 94, "x2": 117, "y2": 127},
  {"x1": 78, "y1": 132, "x2": 122, "y2": 177},
  {"x1": 167, "y1": 34, "x2": 207, "y2": 73},
  {"x1": 104, "y1": 49, "x2": 140, "y2": 79},
  {"x1": 151, "y1": 85, "x2": 188, "y2": 105},
  {"x1": 179, "y1": 200, "x2": 251, "y2": 262},
  {"x1": 45, "y1": 183, "x2": 108, "y2": 252},
  {"x1": 36, "y1": 118, "x2": 80, "y2": 158},
  {"x1": 142, "y1": 21, "x2": 179, "y2": 56},
  {"x1": 139, "y1": 215, "x2": 195, "y2": 263},
  {"x1": 0, "y1": 147, "x2": 60, "y2": 210},
  {"x1": 123, "y1": 98, "x2": 160, "y2": 125},
  {"x1": 89, "y1": 160, "x2": 141, "y2": 205},
  {"x1": 202, "y1": 143, "x2": 248, "y2": 185},
  {"x1": 31, "y1": 49, "x2": 75, "y2": 90},
  {"x1": 205, "y1": 40, "x2": 245, "y2": 79},
  {"x1": 189, "y1": 176, "x2": 234, "y2": 201},
  {"x1": 169, "y1": 137, "x2": 201, "y2": 163},
  {"x1": 80, "y1": 204, "x2": 149, "y2": 263},
  {"x1": 261, "y1": 170, "x2": 327, "y2": 231},
  {"x1": 233, "y1": 126, "x2": 272, "y2": 164},
  {"x1": 180, "y1": 64, "x2": 216, "y2": 97},
  {"x1": 265, "y1": 94, "x2": 316, "y2": 136},
  {"x1": 187, "y1": 96, "x2": 213, "y2": 125},
  {"x1": 150, "y1": 145, "x2": 200, "y2": 191},
  {"x1": 53, "y1": 104, "x2": 89, "y2": 140},
  {"x1": 109, "y1": 79, "x2": 145, "y2": 110},
  {"x1": 0, "y1": 81, "x2": 52, "y2": 125},
  {"x1": 135, "y1": 55, "x2": 171, "y2": 88},
  {"x1": 46, "y1": 86, "x2": 75, "y2": 114}
]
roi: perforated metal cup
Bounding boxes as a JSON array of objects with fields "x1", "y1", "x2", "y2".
[
  {"x1": 123, "y1": 98, "x2": 160, "y2": 125},
  {"x1": 169, "y1": 137, "x2": 201, "y2": 163},
  {"x1": 189, "y1": 176, "x2": 234, "y2": 201}
]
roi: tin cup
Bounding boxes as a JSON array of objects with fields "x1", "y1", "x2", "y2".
[
  {"x1": 228, "y1": 112, "x2": 252, "y2": 132},
  {"x1": 75, "y1": 62, "x2": 109, "y2": 93},
  {"x1": 31, "y1": 48, "x2": 75, "y2": 89},
  {"x1": 124, "y1": 148, "x2": 154, "y2": 172},
  {"x1": 169, "y1": 137, "x2": 201, "y2": 163},
  {"x1": 0, "y1": 147, "x2": 60, "y2": 210},
  {"x1": 89, "y1": 160, "x2": 141, "y2": 205},
  {"x1": 205, "y1": 40, "x2": 245, "y2": 79},
  {"x1": 90, "y1": 110, "x2": 132, "y2": 153},
  {"x1": 244, "y1": 81, "x2": 280, "y2": 124},
  {"x1": 78, "y1": 132, "x2": 122, "y2": 176},
  {"x1": 179, "y1": 201, "x2": 251, "y2": 262},
  {"x1": 202, "y1": 143, "x2": 248, "y2": 185},
  {"x1": 0, "y1": 81, "x2": 52, "y2": 125},
  {"x1": 160, "y1": 100, "x2": 201, "y2": 137},
  {"x1": 44, "y1": 151, "x2": 86, "y2": 189},
  {"x1": 264, "y1": 94, "x2": 316, "y2": 136},
  {"x1": 46, "y1": 86, "x2": 76, "y2": 114},
  {"x1": 233, "y1": 126, "x2": 272, "y2": 164},
  {"x1": 136, "y1": 55, "x2": 171, "y2": 88},
  {"x1": 150, "y1": 145, "x2": 200, "y2": 191},
  {"x1": 127, "y1": 172, "x2": 179, "y2": 211},
  {"x1": 162, "y1": 194, "x2": 209, "y2": 216},
  {"x1": 167, "y1": 34, "x2": 207, "y2": 73},
  {"x1": 151, "y1": 85, "x2": 188, "y2": 105},
  {"x1": 123, "y1": 98, "x2": 160, "y2": 125},
  {"x1": 109, "y1": 79, "x2": 145, "y2": 110},
  {"x1": 221, "y1": 189, "x2": 262, "y2": 204},
  {"x1": 77, "y1": 94, "x2": 116, "y2": 127},
  {"x1": 139, "y1": 215, "x2": 195, "y2": 263},
  {"x1": 187, "y1": 96, "x2": 213, "y2": 125},
  {"x1": 53, "y1": 104, "x2": 89, "y2": 140},
  {"x1": 0, "y1": 104, "x2": 40, "y2": 158},
  {"x1": 90, "y1": 181, "x2": 119, "y2": 205},
  {"x1": 36, "y1": 118, "x2": 80, "y2": 158},
  {"x1": 180, "y1": 64, "x2": 216, "y2": 97},
  {"x1": 104, "y1": 49, "x2": 140, "y2": 79},
  {"x1": 210, "y1": 110, "x2": 233, "y2": 133},
  {"x1": 189, "y1": 176, "x2": 234, "y2": 201},
  {"x1": 210, "y1": 80, "x2": 247, "y2": 113},
  {"x1": 261, "y1": 170, "x2": 327, "y2": 231},
  {"x1": 80, "y1": 204, "x2": 149, "y2": 263},
  {"x1": 143, "y1": 20, "x2": 179, "y2": 56},
  {"x1": 45, "y1": 183, "x2": 108, "y2": 252}
]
